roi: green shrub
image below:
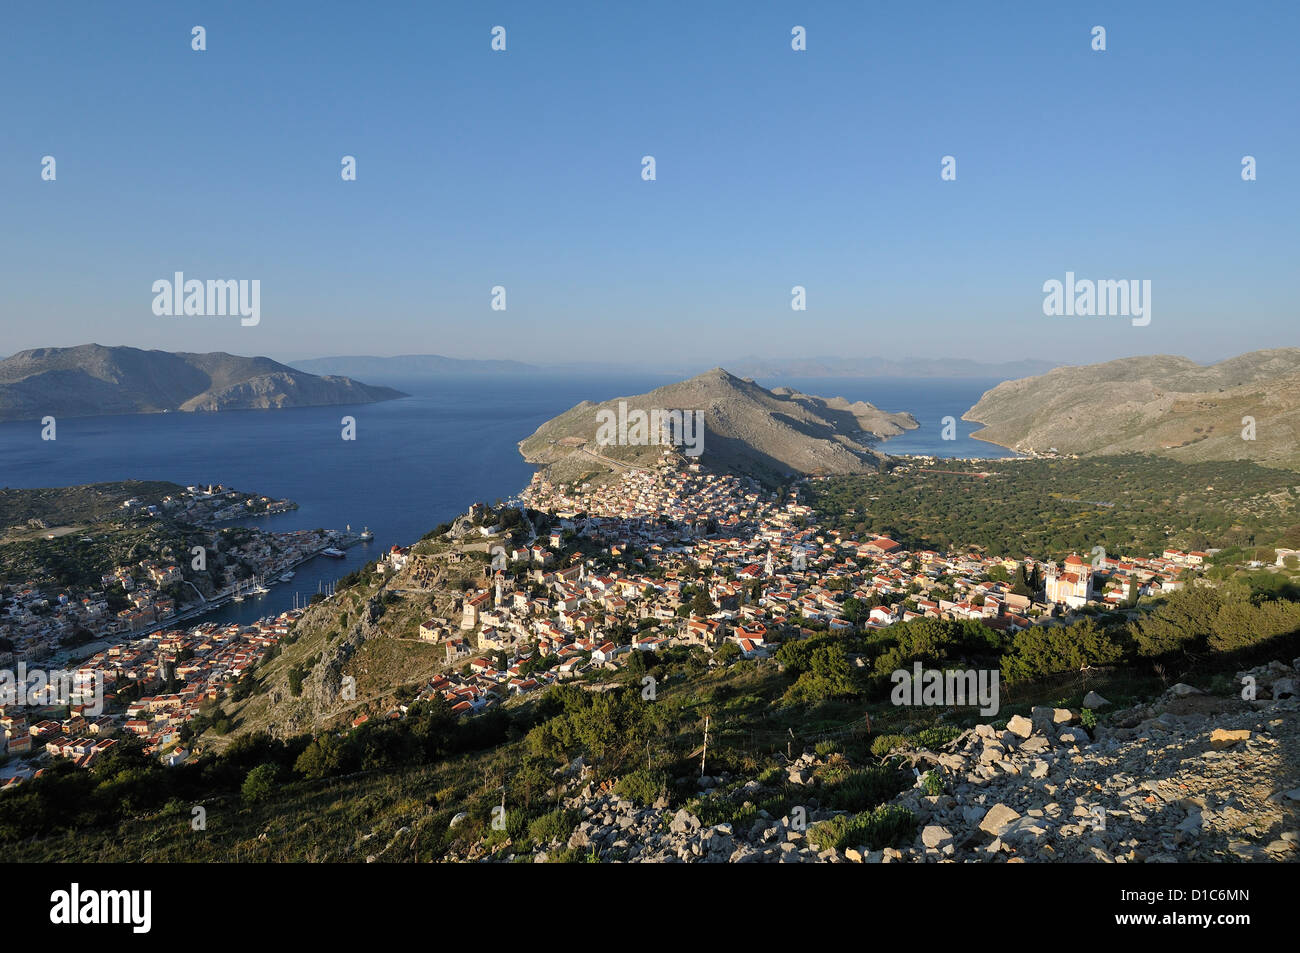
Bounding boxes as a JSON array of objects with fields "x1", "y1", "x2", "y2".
[
  {"x1": 811, "y1": 804, "x2": 916, "y2": 851},
  {"x1": 241, "y1": 763, "x2": 278, "y2": 804},
  {"x1": 781, "y1": 645, "x2": 858, "y2": 706},
  {"x1": 870, "y1": 734, "x2": 908, "y2": 757},
  {"x1": 686, "y1": 794, "x2": 735, "y2": 827},
  {"x1": 1080, "y1": 708, "x2": 1097, "y2": 731},
  {"x1": 758, "y1": 790, "x2": 802, "y2": 821},
  {"x1": 728, "y1": 801, "x2": 758, "y2": 829},
  {"x1": 1000, "y1": 617, "x2": 1123, "y2": 683},
  {"x1": 159, "y1": 798, "x2": 190, "y2": 817},
  {"x1": 547, "y1": 846, "x2": 599, "y2": 863},
  {"x1": 714, "y1": 641, "x2": 742, "y2": 664},
  {"x1": 822, "y1": 766, "x2": 908, "y2": 812},
  {"x1": 614, "y1": 768, "x2": 668, "y2": 807},
  {"x1": 913, "y1": 724, "x2": 961, "y2": 749},
  {"x1": 527, "y1": 809, "x2": 578, "y2": 847},
  {"x1": 507, "y1": 809, "x2": 528, "y2": 843},
  {"x1": 481, "y1": 808, "x2": 523, "y2": 848}
]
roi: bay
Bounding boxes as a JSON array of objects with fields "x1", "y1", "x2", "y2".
[
  {"x1": 0, "y1": 374, "x2": 1009, "y2": 627},
  {"x1": 756, "y1": 376, "x2": 1020, "y2": 458}
]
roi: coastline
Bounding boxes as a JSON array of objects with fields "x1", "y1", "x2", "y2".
[{"x1": 45, "y1": 534, "x2": 367, "y2": 668}]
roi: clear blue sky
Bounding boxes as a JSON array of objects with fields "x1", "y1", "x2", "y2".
[{"x1": 2, "y1": 1, "x2": 1296, "y2": 367}]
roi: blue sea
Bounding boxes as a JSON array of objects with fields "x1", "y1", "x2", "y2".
[
  {"x1": 758, "y1": 376, "x2": 1019, "y2": 459},
  {"x1": 0, "y1": 374, "x2": 1012, "y2": 627}
]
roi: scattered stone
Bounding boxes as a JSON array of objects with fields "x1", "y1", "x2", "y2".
[
  {"x1": 1210, "y1": 728, "x2": 1251, "y2": 749},
  {"x1": 1007, "y1": 714, "x2": 1034, "y2": 738},
  {"x1": 450, "y1": 655, "x2": 1300, "y2": 864},
  {"x1": 669, "y1": 809, "x2": 700, "y2": 834},
  {"x1": 979, "y1": 803, "x2": 1022, "y2": 836},
  {"x1": 1058, "y1": 726, "x2": 1091, "y2": 745},
  {"x1": 922, "y1": 825, "x2": 953, "y2": 848}
]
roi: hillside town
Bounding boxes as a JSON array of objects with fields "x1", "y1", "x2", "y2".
[
  {"x1": 0, "y1": 483, "x2": 348, "y2": 666},
  {"x1": 1, "y1": 609, "x2": 301, "y2": 789},
  {"x1": 392, "y1": 460, "x2": 1231, "y2": 720},
  {"x1": 0, "y1": 459, "x2": 1263, "y2": 791}
]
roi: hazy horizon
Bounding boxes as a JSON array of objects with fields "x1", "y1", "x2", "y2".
[{"x1": 5, "y1": 343, "x2": 1298, "y2": 379}]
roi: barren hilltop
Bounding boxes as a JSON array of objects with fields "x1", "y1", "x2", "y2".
[
  {"x1": 518, "y1": 367, "x2": 918, "y2": 485},
  {"x1": 0, "y1": 344, "x2": 406, "y2": 422},
  {"x1": 963, "y1": 348, "x2": 1300, "y2": 469}
]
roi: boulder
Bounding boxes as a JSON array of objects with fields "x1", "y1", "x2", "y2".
[
  {"x1": 1006, "y1": 714, "x2": 1034, "y2": 738},
  {"x1": 978, "y1": 803, "x2": 1022, "y2": 836},
  {"x1": 1001, "y1": 816, "x2": 1049, "y2": 840},
  {"x1": 1020, "y1": 736, "x2": 1051, "y2": 754},
  {"x1": 1058, "y1": 726, "x2": 1091, "y2": 745},
  {"x1": 669, "y1": 809, "x2": 700, "y2": 834},
  {"x1": 1209, "y1": 728, "x2": 1251, "y2": 749},
  {"x1": 921, "y1": 825, "x2": 953, "y2": 849},
  {"x1": 1082, "y1": 691, "x2": 1110, "y2": 708}
]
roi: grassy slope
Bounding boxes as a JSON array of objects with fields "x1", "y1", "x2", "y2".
[
  {"x1": 0, "y1": 480, "x2": 183, "y2": 529},
  {"x1": 11, "y1": 638, "x2": 1175, "y2": 862}
]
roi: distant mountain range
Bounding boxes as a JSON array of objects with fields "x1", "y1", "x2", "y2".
[
  {"x1": 284, "y1": 353, "x2": 1054, "y2": 381},
  {"x1": 715, "y1": 356, "x2": 1059, "y2": 380},
  {"x1": 963, "y1": 348, "x2": 1300, "y2": 469},
  {"x1": 518, "y1": 367, "x2": 918, "y2": 485},
  {"x1": 0, "y1": 345, "x2": 406, "y2": 422},
  {"x1": 288, "y1": 354, "x2": 539, "y2": 378}
]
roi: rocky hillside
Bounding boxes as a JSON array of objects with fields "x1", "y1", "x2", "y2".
[
  {"x1": 0, "y1": 344, "x2": 406, "y2": 421},
  {"x1": 203, "y1": 546, "x2": 489, "y2": 747},
  {"x1": 518, "y1": 368, "x2": 918, "y2": 485},
  {"x1": 963, "y1": 348, "x2": 1300, "y2": 469},
  {"x1": 455, "y1": 657, "x2": 1299, "y2": 864},
  {"x1": 883, "y1": 664, "x2": 1299, "y2": 863}
]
